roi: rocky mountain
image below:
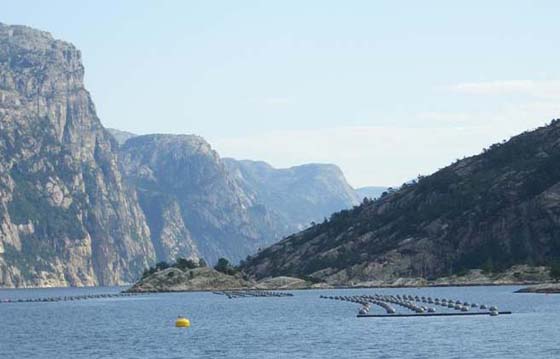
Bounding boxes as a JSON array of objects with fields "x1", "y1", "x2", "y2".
[
  {"x1": 118, "y1": 135, "x2": 280, "y2": 265},
  {"x1": 0, "y1": 22, "x2": 380, "y2": 287},
  {"x1": 107, "y1": 128, "x2": 137, "y2": 145},
  {"x1": 224, "y1": 159, "x2": 360, "y2": 234},
  {"x1": 355, "y1": 186, "x2": 388, "y2": 200},
  {"x1": 0, "y1": 24, "x2": 155, "y2": 287},
  {"x1": 242, "y1": 120, "x2": 560, "y2": 284}
]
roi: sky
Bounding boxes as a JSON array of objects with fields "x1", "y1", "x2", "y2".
[{"x1": 3, "y1": 0, "x2": 560, "y2": 187}]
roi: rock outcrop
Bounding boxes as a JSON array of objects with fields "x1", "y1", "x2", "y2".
[
  {"x1": 127, "y1": 267, "x2": 252, "y2": 292},
  {"x1": 242, "y1": 120, "x2": 560, "y2": 284},
  {"x1": 516, "y1": 283, "x2": 560, "y2": 293},
  {"x1": 0, "y1": 24, "x2": 155, "y2": 287}
]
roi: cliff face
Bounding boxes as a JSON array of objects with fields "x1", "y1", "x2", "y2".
[
  {"x1": 242, "y1": 121, "x2": 560, "y2": 284},
  {"x1": 119, "y1": 135, "x2": 278, "y2": 264},
  {"x1": 224, "y1": 159, "x2": 360, "y2": 234},
  {"x1": 0, "y1": 24, "x2": 155, "y2": 287}
]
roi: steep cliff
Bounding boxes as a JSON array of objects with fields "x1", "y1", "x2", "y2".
[
  {"x1": 0, "y1": 24, "x2": 155, "y2": 287},
  {"x1": 119, "y1": 135, "x2": 278, "y2": 264},
  {"x1": 242, "y1": 120, "x2": 560, "y2": 284},
  {"x1": 224, "y1": 159, "x2": 360, "y2": 234}
]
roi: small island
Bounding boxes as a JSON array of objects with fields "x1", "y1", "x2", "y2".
[
  {"x1": 126, "y1": 258, "x2": 323, "y2": 292},
  {"x1": 127, "y1": 257, "x2": 559, "y2": 293}
]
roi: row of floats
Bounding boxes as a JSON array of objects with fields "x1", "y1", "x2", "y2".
[
  {"x1": 321, "y1": 293, "x2": 509, "y2": 317},
  {"x1": 0, "y1": 292, "x2": 146, "y2": 304},
  {"x1": 213, "y1": 290, "x2": 294, "y2": 299}
]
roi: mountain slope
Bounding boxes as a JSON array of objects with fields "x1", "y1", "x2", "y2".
[
  {"x1": 242, "y1": 120, "x2": 560, "y2": 284},
  {"x1": 119, "y1": 135, "x2": 279, "y2": 264},
  {"x1": 224, "y1": 159, "x2": 360, "y2": 234},
  {"x1": 0, "y1": 24, "x2": 155, "y2": 287}
]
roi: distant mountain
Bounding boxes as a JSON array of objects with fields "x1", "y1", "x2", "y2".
[
  {"x1": 119, "y1": 135, "x2": 280, "y2": 264},
  {"x1": 242, "y1": 120, "x2": 560, "y2": 284},
  {"x1": 107, "y1": 128, "x2": 137, "y2": 145},
  {"x1": 0, "y1": 24, "x2": 154, "y2": 287},
  {"x1": 355, "y1": 186, "x2": 389, "y2": 200},
  {"x1": 224, "y1": 159, "x2": 360, "y2": 234}
]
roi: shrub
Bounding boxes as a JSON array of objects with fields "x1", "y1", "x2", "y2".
[{"x1": 214, "y1": 257, "x2": 237, "y2": 275}]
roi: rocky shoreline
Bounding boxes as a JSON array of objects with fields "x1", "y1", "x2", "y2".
[
  {"x1": 125, "y1": 264, "x2": 553, "y2": 293},
  {"x1": 515, "y1": 283, "x2": 560, "y2": 294}
]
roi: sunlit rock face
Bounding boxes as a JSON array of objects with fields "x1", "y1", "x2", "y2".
[{"x1": 0, "y1": 23, "x2": 155, "y2": 287}]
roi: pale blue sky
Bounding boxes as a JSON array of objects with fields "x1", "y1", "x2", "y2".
[{"x1": 3, "y1": 1, "x2": 560, "y2": 186}]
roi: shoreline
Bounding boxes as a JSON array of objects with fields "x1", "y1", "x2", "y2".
[{"x1": 0, "y1": 281, "x2": 550, "y2": 292}]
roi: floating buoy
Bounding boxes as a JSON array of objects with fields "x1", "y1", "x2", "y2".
[{"x1": 175, "y1": 316, "x2": 191, "y2": 328}]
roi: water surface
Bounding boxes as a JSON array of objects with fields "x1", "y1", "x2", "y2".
[{"x1": 1, "y1": 286, "x2": 559, "y2": 358}]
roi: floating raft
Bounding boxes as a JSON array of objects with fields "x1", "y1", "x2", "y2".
[
  {"x1": 0, "y1": 292, "x2": 148, "y2": 304},
  {"x1": 320, "y1": 293, "x2": 511, "y2": 318},
  {"x1": 213, "y1": 290, "x2": 294, "y2": 299},
  {"x1": 358, "y1": 311, "x2": 512, "y2": 318}
]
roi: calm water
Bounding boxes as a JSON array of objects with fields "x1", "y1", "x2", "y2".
[{"x1": 1, "y1": 285, "x2": 559, "y2": 359}]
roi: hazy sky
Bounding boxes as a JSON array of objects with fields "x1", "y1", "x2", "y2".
[{"x1": 3, "y1": 1, "x2": 560, "y2": 187}]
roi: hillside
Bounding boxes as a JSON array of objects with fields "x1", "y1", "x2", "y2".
[{"x1": 242, "y1": 120, "x2": 560, "y2": 284}]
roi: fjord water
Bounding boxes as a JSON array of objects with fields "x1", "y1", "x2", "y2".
[{"x1": 1, "y1": 286, "x2": 559, "y2": 359}]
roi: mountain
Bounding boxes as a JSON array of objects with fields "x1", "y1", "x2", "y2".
[
  {"x1": 355, "y1": 186, "x2": 389, "y2": 200},
  {"x1": 0, "y1": 24, "x2": 155, "y2": 287},
  {"x1": 118, "y1": 135, "x2": 280, "y2": 264},
  {"x1": 242, "y1": 120, "x2": 560, "y2": 284},
  {"x1": 224, "y1": 159, "x2": 360, "y2": 234},
  {"x1": 107, "y1": 128, "x2": 137, "y2": 145},
  {"x1": 0, "y1": 22, "x2": 382, "y2": 287}
]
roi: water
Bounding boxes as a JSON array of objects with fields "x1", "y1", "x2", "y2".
[{"x1": 1, "y1": 286, "x2": 559, "y2": 358}]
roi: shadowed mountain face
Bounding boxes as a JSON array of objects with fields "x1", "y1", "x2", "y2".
[
  {"x1": 242, "y1": 121, "x2": 560, "y2": 284},
  {"x1": 224, "y1": 159, "x2": 360, "y2": 234},
  {"x1": 118, "y1": 137, "x2": 362, "y2": 265},
  {"x1": 0, "y1": 24, "x2": 155, "y2": 287}
]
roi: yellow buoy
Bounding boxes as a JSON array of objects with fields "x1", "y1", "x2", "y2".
[{"x1": 175, "y1": 316, "x2": 191, "y2": 328}]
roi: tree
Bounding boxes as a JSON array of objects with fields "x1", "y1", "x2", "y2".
[
  {"x1": 214, "y1": 257, "x2": 236, "y2": 275},
  {"x1": 155, "y1": 261, "x2": 170, "y2": 271},
  {"x1": 198, "y1": 258, "x2": 207, "y2": 268},
  {"x1": 175, "y1": 257, "x2": 198, "y2": 270},
  {"x1": 550, "y1": 262, "x2": 560, "y2": 282}
]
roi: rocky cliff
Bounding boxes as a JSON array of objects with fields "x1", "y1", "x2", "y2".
[
  {"x1": 242, "y1": 120, "x2": 560, "y2": 284},
  {"x1": 0, "y1": 24, "x2": 155, "y2": 287}
]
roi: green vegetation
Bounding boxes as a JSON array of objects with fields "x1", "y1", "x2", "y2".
[
  {"x1": 551, "y1": 261, "x2": 560, "y2": 282},
  {"x1": 141, "y1": 257, "x2": 208, "y2": 278},
  {"x1": 214, "y1": 257, "x2": 238, "y2": 275}
]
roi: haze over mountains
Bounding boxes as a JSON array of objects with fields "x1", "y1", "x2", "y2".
[{"x1": 0, "y1": 24, "x2": 368, "y2": 287}]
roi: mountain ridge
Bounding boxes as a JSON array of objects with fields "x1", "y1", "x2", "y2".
[{"x1": 242, "y1": 120, "x2": 560, "y2": 284}]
